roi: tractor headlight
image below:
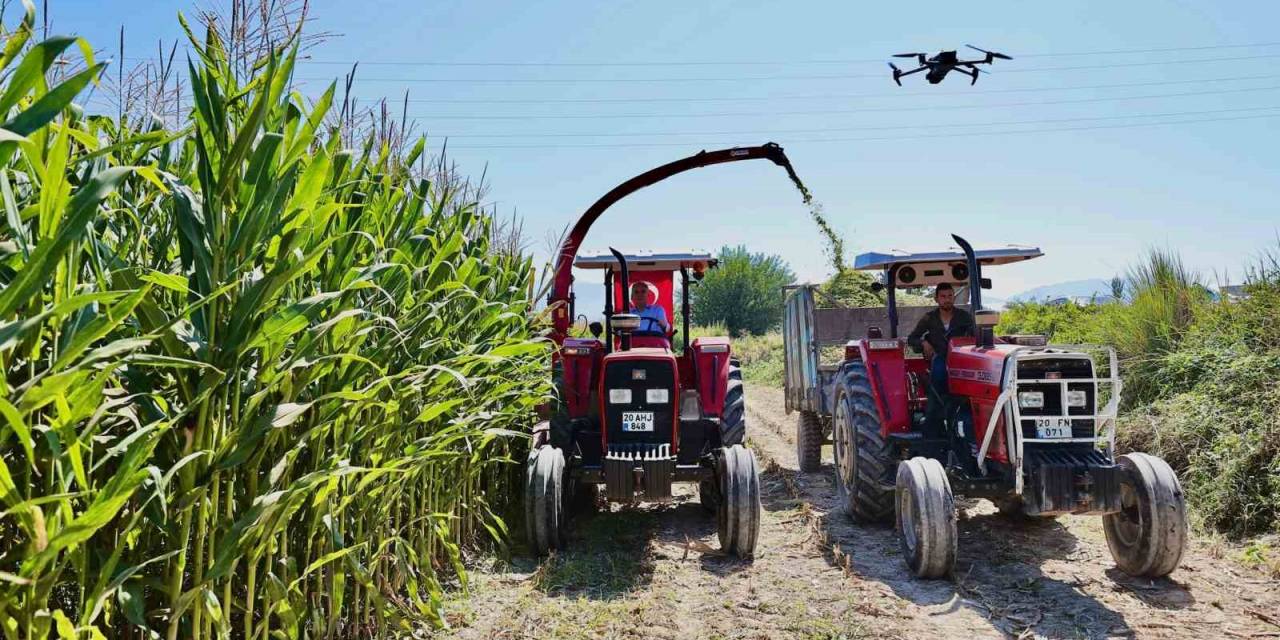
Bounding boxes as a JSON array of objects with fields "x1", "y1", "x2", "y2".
[
  {"x1": 646, "y1": 388, "x2": 669, "y2": 404},
  {"x1": 1066, "y1": 389, "x2": 1088, "y2": 408},
  {"x1": 608, "y1": 389, "x2": 632, "y2": 404},
  {"x1": 1017, "y1": 391, "x2": 1045, "y2": 409}
]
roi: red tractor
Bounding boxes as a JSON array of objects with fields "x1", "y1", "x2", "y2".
[
  {"x1": 528, "y1": 143, "x2": 804, "y2": 558},
  {"x1": 783, "y1": 235, "x2": 1187, "y2": 578}
]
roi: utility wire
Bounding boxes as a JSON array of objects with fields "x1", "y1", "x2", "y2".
[
  {"x1": 295, "y1": 52, "x2": 1280, "y2": 84},
  {"x1": 424, "y1": 105, "x2": 1280, "y2": 139},
  {"x1": 346, "y1": 74, "x2": 1280, "y2": 105},
  {"x1": 444, "y1": 111, "x2": 1280, "y2": 149},
  {"x1": 126, "y1": 40, "x2": 1280, "y2": 67},
  {"x1": 395, "y1": 84, "x2": 1280, "y2": 120}
]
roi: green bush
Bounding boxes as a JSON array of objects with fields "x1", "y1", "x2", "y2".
[
  {"x1": 1000, "y1": 251, "x2": 1280, "y2": 537},
  {"x1": 690, "y1": 324, "x2": 785, "y2": 387},
  {"x1": 689, "y1": 246, "x2": 794, "y2": 336}
]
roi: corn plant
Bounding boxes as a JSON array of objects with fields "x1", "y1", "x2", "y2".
[{"x1": 0, "y1": 5, "x2": 548, "y2": 638}]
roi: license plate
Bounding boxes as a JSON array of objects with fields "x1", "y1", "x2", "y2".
[
  {"x1": 1034, "y1": 418, "x2": 1072, "y2": 439},
  {"x1": 622, "y1": 411, "x2": 655, "y2": 432}
]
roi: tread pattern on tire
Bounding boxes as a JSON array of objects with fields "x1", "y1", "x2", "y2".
[
  {"x1": 525, "y1": 445, "x2": 566, "y2": 555},
  {"x1": 717, "y1": 444, "x2": 761, "y2": 558},
  {"x1": 796, "y1": 410, "x2": 823, "y2": 472},
  {"x1": 721, "y1": 361, "x2": 746, "y2": 446},
  {"x1": 1102, "y1": 452, "x2": 1187, "y2": 577},
  {"x1": 896, "y1": 457, "x2": 957, "y2": 579},
  {"x1": 835, "y1": 361, "x2": 895, "y2": 522}
]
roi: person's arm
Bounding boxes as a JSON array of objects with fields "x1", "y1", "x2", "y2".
[
  {"x1": 906, "y1": 312, "x2": 932, "y2": 352},
  {"x1": 656, "y1": 306, "x2": 670, "y2": 331}
]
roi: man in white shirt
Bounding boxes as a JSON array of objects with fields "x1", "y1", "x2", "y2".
[{"x1": 629, "y1": 282, "x2": 669, "y2": 337}]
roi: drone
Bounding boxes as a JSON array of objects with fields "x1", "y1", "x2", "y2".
[{"x1": 888, "y1": 45, "x2": 1012, "y2": 86}]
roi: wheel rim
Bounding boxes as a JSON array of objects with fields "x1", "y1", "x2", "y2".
[
  {"x1": 1112, "y1": 481, "x2": 1144, "y2": 548},
  {"x1": 899, "y1": 485, "x2": 919, "y2": 552},
  {"x1": 833, "y1": 398, "x2": 855, "y2": 493}
]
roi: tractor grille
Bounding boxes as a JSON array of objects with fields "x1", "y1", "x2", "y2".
[
  {"x1": 602, "y1": 358, "x2": 676, "y2": 447},
  {"x1": 1016, "y1": 358, "x2": 1097, "y2": 440}
]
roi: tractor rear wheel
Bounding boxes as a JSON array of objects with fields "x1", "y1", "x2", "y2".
[
  {"x1": 796, "y1": 410, "x2": 824, "y2": 472},
  {"x1": 832, "y1": 362, "x2": 895, "y2": 522},
  {"x1": 525, "y1": 445, "x2": 567, "y2": 555},
  {"x1": 895, "y1": 457, "x2": 957, "y2": 579},
  {"x1": 1103, "y1": 452, "x2": 1187, "y2": 577},
  {"x1": 721, "y1": 360, "x2": 746, "y2": 446},
  {"x1": 716, "y1": 444, "x2": 761, "y2": 558}
]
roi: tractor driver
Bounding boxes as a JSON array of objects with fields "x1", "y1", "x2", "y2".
[
  {"x1": 907, "y1": 283, "x2": 975, "y2": 429},
  {"x1": 629, "y1": 281, "x2": 670, "y2": 337}
]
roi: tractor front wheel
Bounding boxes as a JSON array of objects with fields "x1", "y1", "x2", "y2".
[
  {"x1": 832, "y1": 362, "x2": 895, "y2": 522},
  {"x1": 895, "y1": 457, "x2": 957, "y2": 579},
  {"x1": 525, "y1": 445, "x2": 567, "y2": 555},
  {"x1": 1103, "y1": 452, "x2": 1187, "y2": 577},
  {"x1": 796, "y1": 410, "x2": 824, "y2": 472},
  {"x1": 716, "y1": 445, "x2": 761, "y2": 558}
]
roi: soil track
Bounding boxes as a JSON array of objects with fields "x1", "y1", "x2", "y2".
[{"x1": 446, "y1": 384, "x2": 1280, "y2": 639}]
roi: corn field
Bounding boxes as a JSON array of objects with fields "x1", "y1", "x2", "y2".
[{"x1": 0, "y1": 6, "x2": 549, "y2": 638}]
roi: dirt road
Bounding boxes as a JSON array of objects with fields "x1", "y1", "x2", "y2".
[{"x1": 446, "y1": 384, "x2": 1280, "y2": 639}]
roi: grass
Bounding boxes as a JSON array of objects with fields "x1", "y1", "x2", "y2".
[{"x1": 0, "y1": 8, "x2": 547, "y2": 638}]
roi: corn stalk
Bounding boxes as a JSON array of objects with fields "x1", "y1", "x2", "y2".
[{"x1": 0, "y1": 4, "x2": 549, "y2": 638}]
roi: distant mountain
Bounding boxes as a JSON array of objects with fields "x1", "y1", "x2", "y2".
[{"x1": 1006, "y1": 279, "x2": 1115, "y2": 304}]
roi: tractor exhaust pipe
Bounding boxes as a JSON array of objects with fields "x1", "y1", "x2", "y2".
[
  {"x1": 951, "y1": 234, "x2": 994, "y2": 348},
  {"x1": 610, "y1": 247, "x2": 633, "y2": 351}
]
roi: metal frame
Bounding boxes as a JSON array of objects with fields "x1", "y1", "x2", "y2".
[{"x1": 976, "y1": 345, "x2": 1122, "y2": 495}]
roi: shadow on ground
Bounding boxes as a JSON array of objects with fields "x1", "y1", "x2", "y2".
[{"x1": 801, "y1": 461, "x2": 1193, "y2": 638}]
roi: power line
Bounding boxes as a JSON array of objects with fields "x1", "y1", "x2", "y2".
[
  {"x1": 423, "y1": 105, "x2": 1280, "y2": 139},
  {"x1": 393, "y1": 84, "x2": 1280, "y2": 120},
  {"x1": 443, "y1": 111, "x2": 1280, "y2": 149},
  {"x1": 344, "y1": 74, "x2": 1279, "y2": 105},
  {"x1": 130, "y1": 40, "x2": 1280, "y2": 67},
  {"x1": 295, "y1": 52, "x2": 1280, "y2": 84}
]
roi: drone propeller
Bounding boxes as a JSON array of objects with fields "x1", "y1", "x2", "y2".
[
  {"x1": 965, "y1": 44, "x2": 1012, "y2": 60},
  {"x1": 892, "y1": 52, "x2": 925, "y2": 58},
  {"x1": 887, "y1": 61, "x2": 903, "y2": 86}
]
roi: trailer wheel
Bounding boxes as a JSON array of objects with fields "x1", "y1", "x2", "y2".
[
  {"x1": 720, "y1": 361, "x2": 746, "y2": 446},
  {"x1": 1103, "y1": 452, "x2": 1187, "y2": 577},
  {"x1": 525, "y1": 445, "x2": 567, "y2": 555},
  {"x1": 796, "y1": 410, "x2": 824, "y2": 472},
  {"x1": 895, "y1": 457, "x2": 957, "y2": 579},
  {"x1": 716, "y1": 445, "x2": 761, "y2": 558},
  {"x1": 833, "y1": 362, "x2": 895, "y2": 522}
]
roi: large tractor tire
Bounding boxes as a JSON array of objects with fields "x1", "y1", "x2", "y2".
[
  {"x1": 716, "y1": 444, "x2": 761, "y2": 558},
  {"x1": 796, "y1": 410, "x2": 824, "y2": 473},
  {"x1": 832, "y1": 362, "x2": 895, "y2": 522},
  {"x1": 525, "y1": 445, "x2": 567, "y2": 555},
  {"x1": 895, "y1": 457, "x2": 957, "y2": 579},
  {"x1": 721, "y1": 360, "x2": 746, "y2": 446},
  {"x1": 1103, "y1": 452, "x2": 1187, "y2": 578}
]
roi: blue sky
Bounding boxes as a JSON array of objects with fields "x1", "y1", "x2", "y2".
[{"x1": 47, "y1": 0, "x2": 1280, "y2": 299}]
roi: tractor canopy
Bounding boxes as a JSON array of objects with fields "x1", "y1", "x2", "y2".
[
  {"x1": 854, "y1": 247, "x2": 1042, "y2": 289},
  {"x1": 575, "y1": 249, "x2": 717, "y2": 321}
]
